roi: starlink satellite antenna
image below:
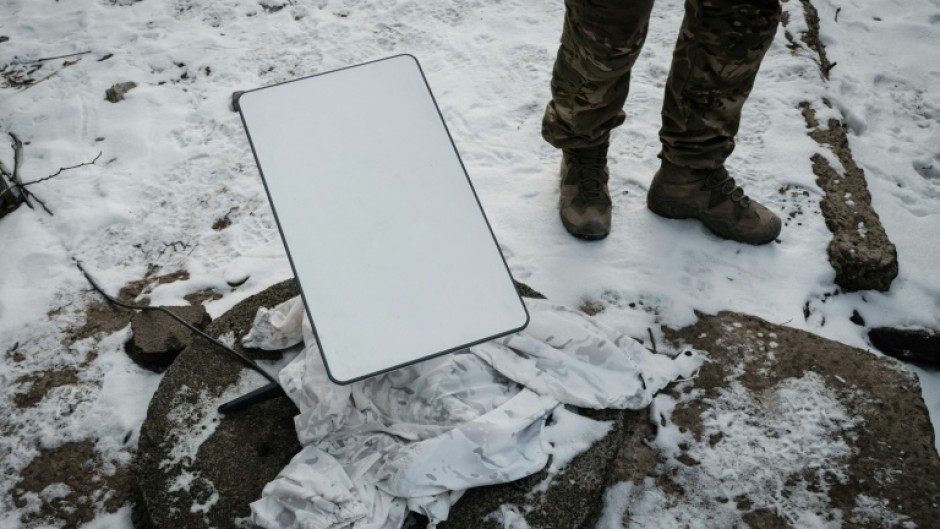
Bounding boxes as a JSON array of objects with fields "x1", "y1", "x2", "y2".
[{"x1": 238, "y1": 55, "x2": 529, "y2": 384}]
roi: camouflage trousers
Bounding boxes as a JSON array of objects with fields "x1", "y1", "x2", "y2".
[{"x1": 542, "y1": 0, "x2": 781, "y2": 169}]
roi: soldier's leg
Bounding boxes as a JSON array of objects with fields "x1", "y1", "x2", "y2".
[
  {"x1": 542, "y1": 0, "x2": 656, "y2": 150},
  {"x1": 648, "y1": 0, "x2": 782, "y2": 245},
  {"x1": 544, "y1": 0, "x2": 655, "y2": 240},
  {"x1": 659, "y1": 0, "x2": 781, "y2": 168}
]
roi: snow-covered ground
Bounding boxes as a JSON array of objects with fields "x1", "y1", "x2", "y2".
[{"x1": 0, "y1": 0, "x2": 937, "y2": 527}]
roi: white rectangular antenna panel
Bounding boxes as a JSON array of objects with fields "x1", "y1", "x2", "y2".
[{"x1": 239, "y1": 55, "x2": 529, "y2": 384}]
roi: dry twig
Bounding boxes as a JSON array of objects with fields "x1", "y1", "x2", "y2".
[
  {"x1": 1, "y1": 133, "x2": 104, "y2": 216},
  {"x1": 20, "y1": 151, "x2": 102, "y2": 188},
  {"x1": 648, "y1": 328, "x2": 658, "y2": 354}
]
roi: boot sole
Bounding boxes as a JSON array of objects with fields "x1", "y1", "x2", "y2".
[{"x1": 647, "y1": 198, "x2": 780, "y2": 246}]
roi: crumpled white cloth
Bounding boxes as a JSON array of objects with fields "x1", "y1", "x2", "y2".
[{"x1": 246, "y1": 296, "x2": 700, "y2": 529}]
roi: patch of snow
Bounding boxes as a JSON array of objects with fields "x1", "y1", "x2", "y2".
[
  {"x1": 525, "y1": 405, "x2": 614, "y2": 497},
  {"x1": 850, "y1": 495, "x2": 916, "y2": 529},
  {"x1": 76, "y1": 506, "x2": 134, "y2": 529},
  {"x1": 484, "y1": 503, "x2": 531, "y2": 529},
  {"x1": 191, "y1": 490, "x2": 220, "y2": 514},
  {"x1": 542, "y1": 406, "x2": 613, "y2": 475},
  {"x1": 168, "y1": 471, "x2": 198, "y2": 494},
  {"x1": 596, "y1": 481, "x2": 634, "y2": 529},
  {"x1": 39, "y1": 482, "x2": 71, "y2": 501}
]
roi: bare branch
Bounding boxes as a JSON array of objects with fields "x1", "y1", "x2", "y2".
[
  {"x1": 12, "y1": 50, "x2": 92, "y2": 65},
  {"x1": 158, "y1": 240, "x2": 195, "y2": 257},
  {"x1": 20, "y1": 151, "x2": 103, "y2": 188},
  {"x1": 647, "y1": 328, "x2": 658, "y2": 354},
  {"x1": 18, "y1": 71, "x2": 58, "y2": 92},
  {"x1": 2, "y1": 133, "x2": 30, "y2": 208},
  {"x1": 40, "y1": 51, "x2": 91, "y2": 62},
  {"x1": 22, "y1": 188, "x2": 53, "y2": 215},
  {"x1": 0, "y1": 132, "x2": 96, "y2": 217},
  {"x1": 10, "y1": 133, "x2": 23, "y2": 181}
]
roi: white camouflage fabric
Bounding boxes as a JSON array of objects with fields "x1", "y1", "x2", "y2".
[{"x1": 244, "y1": 296, "x2": 700, "y2": 529}]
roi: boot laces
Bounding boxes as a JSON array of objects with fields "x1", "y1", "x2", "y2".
[
  {"x1": 703, "y1": 168, "x2": 750, "y2": 209},
  {"x1": 566, "y1": 144, "x2": 609, "y2": 204},
  {"x1": 573, "y1": 168, "x2": 607, "y2": 202}
]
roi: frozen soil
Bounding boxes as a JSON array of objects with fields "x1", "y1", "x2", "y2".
[
  {"x1": 10, "y1": 440, "x2": 144, "y2": 529},
  {"x1": 6, "y1": 268, "x2": 198, "y2": 529}
]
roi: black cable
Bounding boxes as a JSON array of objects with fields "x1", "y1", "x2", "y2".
[{"x1": 74, "y1": 260, "x2": 280, "y2": 387}]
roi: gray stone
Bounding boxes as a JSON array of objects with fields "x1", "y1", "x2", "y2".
[
  {"x1": 136, "y1": 279, "x2": 301, "y2": 529},
  {"x1": 513, "y1": 279, "x2": 546, "y2": 300},
  {"x1": 634, "y1": 311, "x2": 940, "y2": 528},
  {"x1": 224, "y1": 269, "x2": 250, "y2": 287},
  {"x1": 435, "y1": 408, "x2": 641, "y2": 529},
  {"x1": 870, "y1": 327, "x2": 940, "y2": 365},
  {"x1": 127, "y1": 305, "x2": 211, "y2": 367},
  {"x1": 105, "y1": 81, "x2": 137, "y2": 103}
]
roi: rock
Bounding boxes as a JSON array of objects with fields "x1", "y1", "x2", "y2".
[
  {"x1": 105, "y1": 81, "x2": 137, "y2": 103},
  {"x1": 799, "y1": 102, "x2": 898, "y2": 292},
  {"x1": 869, "y1": 327, "x2": 940, "y2": 365},
  {"x1": 224, "y1": 268, "x2": 249, "y2": 287},
  {"x1": 631, "y1": 311, "x2": 940, "y2": 528},
  {"x1": 850, "y1": 309, "x2": 865, "y2": 326},
  {"x1": 136, "y1": 279, "x2": 301, "y2": 529},
  {"x1": 436, "y1": 408, "x2": 642, "y2": 529},
  {"x1": 514, "y1": 279, "x2": 545, "y2": 300},
  {"x1": 827, "y1": 228, "x2": 898, "y2": 292},
  {"x1": 126, "y1": 305, "x2": 211, "y2": 367}
]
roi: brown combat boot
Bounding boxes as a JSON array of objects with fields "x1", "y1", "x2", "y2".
[
  {"x1": 559, "y1": 143, "x2": 612, "y2": 240},
  {"x1": 647, "y1": 160, "x2": 781, "y2": 245}
]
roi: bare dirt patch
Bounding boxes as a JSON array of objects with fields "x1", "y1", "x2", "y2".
[
  {"x1": 13, "y1": 368, "x2": 79, "y2": 409},
  {"x1": 780, "y1": 1, "x2": 898, "y2": 292},
  {"x1": 797, "y1": 0, "x2": 836, "y2": 78},
  {"x1": 579, "y1": 299, "x2": 606, "y2": 316},
  {"x1": 67, "y1": 269, "x2": 189, "y2": 343},
  {"x1": 11, "y1": 441, "x2": 139, "y2": 529},
  {"x1": 798, "y1": 101, "x2": 898, "y2": 291},
  {"x1": 184, "y1": 287, "x2": 224, "y2": 306}
]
